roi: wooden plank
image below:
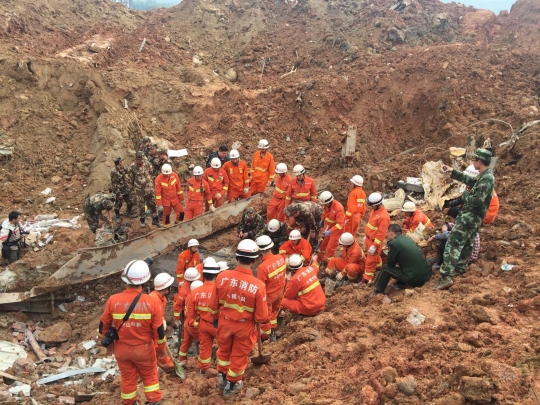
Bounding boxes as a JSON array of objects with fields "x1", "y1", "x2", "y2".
[{"x1": 341, "y1": 125, "x2": 357, "y2": 159}]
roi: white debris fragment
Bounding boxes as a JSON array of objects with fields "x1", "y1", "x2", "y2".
[
  {"x1": 41, "y1": 188, "x2": 52, "y2": 195},
  {"x1": 8, "y1": 383, "x2": 31, "y2": 397},
  {"x1": 406, "y1": 308, "x2": 426, "y2": 325},
  {"x1": 81, "y1": 340, "x2": 96, "y2": 350}
]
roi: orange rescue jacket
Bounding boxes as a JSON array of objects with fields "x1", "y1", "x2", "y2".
[
  {"x1": 149, "y1": 290, "x2": 167, "y2": 317},
  {"x1": 279, "y1": 238, "x2": 313, "y2": 262},
  {"x1": 342, "y1": 242, "x2": 365, "y2": 265},
  {"x1": 250, "y1": 151, "x2": 275, "y2": 182},
  {"x1": 286, "y1": 175, "x2": 317, "y2": 203},
  {"x1": 222, "y1": 160, "x2": 250, "y2": 192},
  {"x1": 482, "y1": 191, "x2": 499, "y2": 225},
  {"x1": 175, "y1": 249, "x2": 201, "y2": 280},
  {"x1": 187, "y1": 281, "x2": 218, "y2": 327},
  {"x1": 285, "y1": 262, "x2": 326, "y2": 313},
  {"x1": 186, "y1": 177, "x2": 212, "y2": 205},
  {"x1": 403, "y1": 209, "x2": 434, "y2": 232},
  {"x1": 272, "y1": 173, "x2": 293, "y2": 200},
  {"x1": 257, "y1": 254, "x2": 286, "y2": 297},
  {"x1": 173, "y1": 282, "x2": 191, "y2": 320},
  {"x1": 345, "y1": 187, "x2": 366, "y2": 218},
  {"x1": 365, "y1": 206, "x2": 391, "y2": 246},
  {"x1": 154, "y1": 172, "x2": 184, "y2": 206},
  {"x1": 322, "y1": 200, "x2": 345, "y2": 233},
  {"x1": 203, "y1": 167, "x2": 229, "y2": 195}
]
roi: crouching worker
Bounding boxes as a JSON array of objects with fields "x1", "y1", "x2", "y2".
[
  {"x1": 325, "y1": 232, "x2": 365, "y2": 282},
  {"x1": 373, "y1": 224, "x2": 432, "y2": 295},
  {"x1": 281, "y1": 254, "x2": 326, "y2": 316}
]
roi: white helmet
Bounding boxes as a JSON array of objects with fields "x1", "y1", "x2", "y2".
[
  {"x1": 268, "y1": 219, "x2": 281, "y2": 233},
  {"x1": 184, "y1": 267, "x2": 200, "y2": 282},
  {"x1": 236, "y1": 239, "x2": 260, "y2": 259},
  {"x1": 121, "y1": 260, "x2": 151, "y2": 285},
  {"x1": 288, "y1": 254, "x2": 303, "y2": 270},
  {"x1": 211, "y1": 158, "x2": 222, "y2": 169},
  {"x1": 350, "y1": 175, "x2": 364, "y2": 187},
  {"x1": 402, "y1": 201, "x2": 416, "y2": 212},
  {"x1": 256, "y1": 235, "x2": 274, "y2": 250},
  {"x1": 190, "y1": 280, "x2": 204, "y2": 291},
  {"x1": 193, "y1": 166, "x2": 204, "y2": 176},
  {"x1": 289, "y1": 230, "x2": 301, "y2": 240},
  {"x1": 188, "y1": 239, "x2": 199, "y2": 248},
  {"x1": 203, "y1": 257, "x2": 221, "y2": 274},
  {"x1": 217, "y1": 261, "x2": 229, "y2": 271},
  {"x1": 229, "y1": 149, "x2": 240, "y2": 159},
  {"x1": 367, "y1": 192, "x2": 383, "y2": 206},
  {"x1": 339, "y1": 232, "x2": 355, "y2": 246},
  {"x1": 465, "y1": 164, "x2": 479, "y2": 177},
  {"x1": 319, "y1": 190, "x2": 334, "y2": 205},
  {"x1": 275, "y1": 163, "x2": 288, "y2": 174},
  {"x1": 258, "y1": 139, "x2": 269, "y2": 149},
  {"x1": 154, "y1": 272, "x2": 174, "y2": 291},
  {"x1": 293, "y1": 164, "x2": 305, "y2": 176},
  {"x1": 161, "y1": 164, "x2": 173, "y2": 175}
]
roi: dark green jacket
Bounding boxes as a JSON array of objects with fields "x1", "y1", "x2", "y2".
[
  {"x1": 451, "y1": 168, "x2": 495, "y2": 225},
  {"x1": 257, "y1": 222, "x2": 289, "y2": 248},
  {"x1": 386, "y1": 235, "x2": 431, "y2": 280}
]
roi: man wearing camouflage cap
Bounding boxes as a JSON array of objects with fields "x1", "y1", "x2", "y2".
[
  {"x1": 128, "y1": 151, "x2": 160, "y2": 228},
  {"x1": 237, "y1": 208, "x2": 265, "y2": 240},
  {"x1": 110, "y1": 157, "x2": 136, "y2": 223},
  {"x1": 285, "y1": 202, "x2": 323, "y2": 248},
  {"x1": 151, "y1": 149, "x2": 173, "y2": 177},
  {"x1": 435, "y1": 148, "x2": 495, "y2": 290},
  {"x1": 83, "y1": 193, "x2": 116, "y2": 233},
  {"x1": 139, "y1": 136, "x2": 151, "y2": 157}
]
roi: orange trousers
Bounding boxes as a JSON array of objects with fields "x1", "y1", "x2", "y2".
[
  {"x1": 344, "y1": 213, "x2": 361, "y2": 236},
  {"x1": 319, "y1": 231, "x2": 342, "y2": 261},
  {"x1": 249, "y1": 177, "x2": 268, "y2": 195},
  {"x1": 115, "y1": 342, "x2": 161, "y2": 405},
  {"x1": 364, "y1": 240, "x2": 383, "y2": 281},
  {"x1": 326, "y1": 257, "x2": 365, "y2": 280},
  {"x1": 227, "y1": 188, "x2": 250, "y2": 202},
  {"x1": 184, "y1": 201, "x2": 204, "y2": 220},
  {"x1": 206, "y1": 191, "x2": 224, "y2": 211},
  {"x1": 162, "y1": 201, "x2": 184, "y2": 225},
  {"x1": 216, "y1": 317, "x2": 257, "y2": 382},
  {"x1": 261, "y1": 290, "x2": 283, "y2": 338},
  {"x1": 281, "y1": 298, "x2": 322, "y2": 316},
  {"x1": 179, "y1": 320, "x2": 200, "y2": 362},
  {"x1": 267, "y1": 197, "x2": 287, "y2": 222},
  {"x1": 197, "y1": 319, "x2": 217, "y2": 371}
]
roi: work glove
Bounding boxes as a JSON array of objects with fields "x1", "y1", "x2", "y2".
[
  {"x1": 322, "y1": 230, "x2": 331, "y2": 238},
  {"x1": 209, "y1": 204, "x2": 216, "y2": 213},
  {"x1": 215, "y1": 192, "x2": 222, "y2": 200},
  {"x1": 362, "y1": 236, "x2": 366, "y2": 244},
  {"x1": 336, "y1": 272, "x2": 344, "y2": 281},
  {"x1": 212, "y1": 319, "x2": 218, "y2": 328},
  {"x1": 157, "y1": 206, "x2": 164, "y2": 214},
  {"x1": 368, "y1": 245, "x2": 377, "y2": 255},
  {"x1": 174, "y1": 320, "x2": 180, "y2": 329},
  {"x1": 360, "y1": 278, "x2": 372, "y2": 285},
  {"x1": 243, "y1": 187, "x2": 250, "y2": 194}
]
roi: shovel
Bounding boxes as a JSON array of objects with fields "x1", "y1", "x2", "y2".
[
  {"x1": 250, "y1": 324, "x2": 272, "y2": 365},
  {"x1": 165, "y1": 341, "x2": 186, "y2": 380}
]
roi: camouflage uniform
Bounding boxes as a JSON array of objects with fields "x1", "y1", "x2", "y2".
[
  {"x1": 127, "y1": 158, "x2": 158, "y2": 218},
  {"x1": 151, "y1": 153, "x2": 173, "y2": 177},
  {"x1": 438, "y1": 151, "x2": 495, "y2": 286},
  {"x1": 238, "y1": 208, "x2": 265, "y2": 240},
  {"x1": 256, "y1": 220, "x2": 289, "y2": 254},
  {"x1": 84, "y1": 193, "x2": 115, "y2": 233},
  {"x1": 285, "y1": 202, "x2": 323, "y2": 248},
  {"x1": 110, "y1": 165, "x2": 134, "y2": 215}
]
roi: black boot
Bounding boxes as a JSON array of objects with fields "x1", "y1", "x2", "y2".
[
  {"x1": 114, "y1": 210, "x2": 121, "y2": 224},
  {"x1": 270, "y1": 329, "x2": 277, "y2": 342},
  {"x1": 126, "y1": 204, "x2": 137, "y2": 218},
  {"x1": 152, "y1": 216, "x2": 161, "y2": 227},
  {"x1": 140, "y1": 217, "x2": 146, "y2": 228}
]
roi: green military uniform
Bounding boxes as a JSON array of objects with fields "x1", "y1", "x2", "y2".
[
  {"x1": 151, "y1": 153, "x2": 173, "y2": 177},
  {"x1": 127, "y1": 156, "x2": 158, "y2": 220},
  {"x1": 437, "y1": 149, "x2": 495, "y2": 287},
  {"x1": 257, "y1": 221, "x2": 289, "y2": 254},
  {"x1": 110, "y1": 164, "x2": 134, "y2": 217},
  {"x1": 374, "y1": 234, "x2": 432, "y2": 293},
  {"x1": 238, "y1": 208, "x2": 265, "y2": 240},
  {"x1": 84, "y1": 193, "x2": 115, "y2": 233},
  {"x1": 285, "y1": 202, "x2": 323, "y2": 248}
]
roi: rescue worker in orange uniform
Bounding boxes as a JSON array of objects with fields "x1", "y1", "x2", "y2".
[
  {"x1": 99, "y1": 260, "x2": 164, "y2": 405},
  {"x1": 175, "y1": 239, "x2": 201, "y2": 285},
  {"x1": 362, "y1": 192, "x2": 391, "y2": 283},
  {"x1": 186, "y1": 258, "x2": 221, "y2": 374},
  {"x1": 267, "y1": 163, "x2": 293, "y2": 222},
  {"x1": 185, "y1": 166, "x2": 213, "y2": 220},
  {"x1": 249, "y1": 139, "x2": 276, "y2": 195},
  {"x1": 203, "y1": 158, "x2": 229, "y2": 210},
  {"x1": 173, "y1": 267, "x2": 201, "y2": 366},
  {"x1": 209, "y1": 239, "x2": 268, "y2": 397},
  {"x1": 401, "y1": 201, "x2": 434, "y2": 232},
  {"x1": 279, "y1": 229, "x2": 313, "y2": 262},
  {"x1": 222, "y1": 149, "x2": 250, "y2": 202},
  {"x1": 154, "y1": 163, "x2": 184, "y2": 227},
  {"x1": 318, "y1": 191, "x2": 345, "y2": 262},
  {"x1": 285, "y1": 164, "x2": 317, "y2": 206},
  {"x1": 344, "y1": 175, "x2": 367, "y2": 236},
  {"x1": 149, "y1": 273, "x2": 175, "y2": 373},
  {"x1": 482, "y1": 190, "x2": 499, "y2": 224},
  {"x1": 325, "y1": 232, "x2": 365, "y2": 281},
  {"x1": 281, "y1": 254, "x2": 326, "y2": 316},
  {"x1": 256, "y1": 235, "x2": 286, "y2": 342}
]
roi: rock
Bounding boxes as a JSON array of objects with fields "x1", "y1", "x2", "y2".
[
  {"x1": 484, "y1": 360, "x2": 521, "y2": 393},
  {"x1": 192, "y1": 55, "x2": 203, "y2": 66},
  {"x1": 286, "y1": 382, "x2": 306, "y2": 395},
  {"x1": 383, "y1": 383, "x2": 398, "y2": 399},
  {"x1": 164, "y1": 36, "x2": 170, "y2": 42},
  {"x1": 360, "y1": 385, "x2": 379, "y2": 405},
  {"x1": 461, "y1": 376, "x2": 494, "y2": 403},
  {"x1": 387, "y1": 27, "x2": 405, "y2": 43},
  {"x1": 432, "y1": 13, "x2": 448, "y2": 29},
  {"x1": 510, "y1": 240, "x2": 520, "y2": 249},
  {"x1": 51, "y1": 176, "x2": 62, "y2": 184},
  {"x1": 288, "y1": 327, "x2": 319, "y2": 345},
  {"x1": 463, "y1": 331, "x2": 484, "y2": 348},
  {"x1": 224, "y1": 68, "x2": 238, "y2": 83},
  {"x1": 38, "y1": 321, "x2": 73, "y2": 343},
  {"x1": 433, "y1": 392, "x2": 466, "y2": 405},
  {"x1": 382, "y1": 296, "x2": 392, "y2": 304},
  {"x1": 245, "y1": 387, "x2": 259, "y2": 399},
  {"x1": 470, "y1": 305, "x2": 500, "y2": 324},
  {"x1": 380, "y1": 366, "x2": 398, "y2": 384},
  {"x1": 12, "y1": 358, "x2": 35, "y2": 377},
  {"x1": 397, "y1": 375, "x2": 417, "y2": 396},
  {"x1": 404, "y1": 289, "x2": 415, "y2": 297},
  {"x1": 85, "y1": 154, "x2": 95, "y2": 162}
]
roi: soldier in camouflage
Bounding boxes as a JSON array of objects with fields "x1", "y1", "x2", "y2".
[
  {"x1": 285, "y1": 202, "x2": 323, "y2": 248},
  {"x1": 434, "y1": 148, "x2": 495, "y2": 290},
  {"x1": 237, "y1": 207, "x2": 265, "y2": 240},
  {"x1": 127, "y1": 151, "x2": 160, "y2": 228},
  {"x1": 83, "y1": 193, "x2": 115, "y2": 233},
  {"x1": 140, "y1": 137, "x2": 151, "y2": 157},
  {"x1": 256, "y1": 219, "x2": 289, "y2": 255},
  {"x1": 110, "y1": 157, "x2": 135, "y2": 223},
  {"x1": 150, "y1": 149, "x2": 173, "y2": 177}
]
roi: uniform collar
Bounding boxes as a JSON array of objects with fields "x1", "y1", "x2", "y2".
[{"x1": 233, "y1": 265, "x2": 254, "y2": 275}]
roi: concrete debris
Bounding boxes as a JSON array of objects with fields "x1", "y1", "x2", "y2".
[
  {"x1": 406, "y1": 308, "x2": 426, "y2": 325},
  {"x1": 8, "y1": 382, "x2": 31, "y2": 397},
  {"x1": 0, "y1": 341, "x2": 28, "y2": 371},
  {"x1": 81, "y1": 340, "x2": 97, "y2": 350},
  {"x1": 37, "y1": 367, "x2": 106, "y2": 385}
]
